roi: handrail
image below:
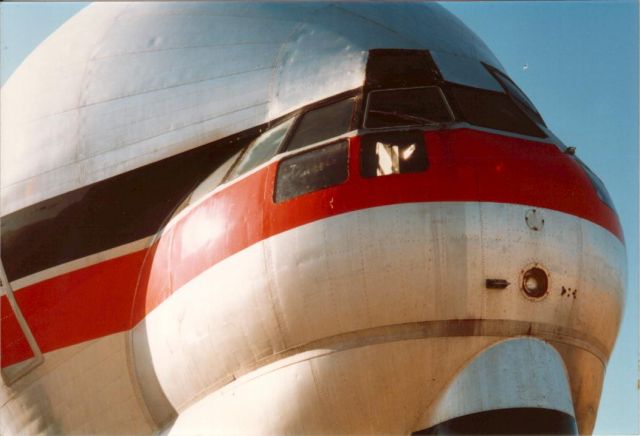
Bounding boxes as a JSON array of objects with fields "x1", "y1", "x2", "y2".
[{"x1": 0, "y1": 249, "x2": 43, "y2": 385}]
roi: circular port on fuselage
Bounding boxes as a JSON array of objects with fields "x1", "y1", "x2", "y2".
[{"x1": 521, "y1": 267, "x2": 549, "y2": 299}]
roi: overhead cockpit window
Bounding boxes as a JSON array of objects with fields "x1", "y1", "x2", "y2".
[
  {"x1": 449, "y1": 84, "x2": 547, "y2": 138},
  {"x1": 488, "y1": 67, "x2": 546, "y2": 127},
  {"x1": 360, "y1": 130, "x2": 427, "y2": 178},
  {"x1": 275, "y1": 140, "x2": 348, "y2": 203},
  {"x1": 365, "y1": 49, "x2": 440, "y2": 88},
  {"x1": 431, "y1": 52, "x2": 503, "y2": 92},
  {"x1": 286, "y1": 97, "x2": 356, "y2": 152},
  {"x1": 364, "y1": 87, "x2": 453, "y2": 129},
  {"x1": 227, "y1": 117, "x2": 295, "y2": 180}
]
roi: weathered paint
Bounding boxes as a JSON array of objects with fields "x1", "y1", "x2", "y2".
[{"x1": 0, "y1": 3, "x2": 626, "y2": 434}]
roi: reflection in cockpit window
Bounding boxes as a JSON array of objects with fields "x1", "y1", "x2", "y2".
[
  {"x1": 228, "y1": 117, "x2": 295, "y2": 180},
  {"x1": 361, "y1": 130, "x2": 427, "y2": 178},
  {"x1": 364, "y1": 87, "x2": 453, "y2": 129},
  {"x1": 375, "y1": 142, "x2": 416, "y2": 176}
]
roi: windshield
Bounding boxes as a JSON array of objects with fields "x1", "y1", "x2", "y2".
[{"x1": 364, "y1": 87, "x2": 454, "y2": 129}]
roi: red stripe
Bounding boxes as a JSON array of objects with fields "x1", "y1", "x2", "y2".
[
  {"x1": 1, "y1": 128, "x2": 622, "y2": 368},
  {"x1": 154, "y1": 128, "x2": 621, "y2": 299},
  {"x1": 1, "y1": 250, "x2": 148, "y2": 367}
]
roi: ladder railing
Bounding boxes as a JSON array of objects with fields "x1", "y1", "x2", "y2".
[{"x1": 0, "y1": 241, "x2": 43, "y2": 385}]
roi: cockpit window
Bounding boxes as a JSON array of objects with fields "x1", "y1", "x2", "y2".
[
  {"x1": 227, "y1": 117, "x2": 295, "y2": 180},
  {"x1": 286, "y1": 97, "x2": 356, "y2": 152},
  {"x1": 488, "y1": 67, "x2": 546, "y2": 127},
  {"x1": 186, "y1": 148, "x2": 243, "y2": 207},
  {"x1": 360, "y1": 130, "x2": 427, "y2": 178},
  {"x1": 576, "y1": 158, "x2": 616, "y2": 210},
  {"x1": 364, "y1": 87, "x2": 453, "y2": 129},
  {"x1": 275, "y1": 140, "x2": 349, "y2": 203},
  {"x1": 449, "y1": 84, "x2": 547, "y2": 138}
]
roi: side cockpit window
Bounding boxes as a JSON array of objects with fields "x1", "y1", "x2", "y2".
[
  {"x1": 217, "y1": 96, "x2": 357, "y2": 204},
  {"x1": 188, "y1": 148, "x2": 243, "y2": 204},
  {"x1": 171, "y1": 144, "x2": 246, "y2": 217},
  {"x1": 430, "y1": 51, "x2": 547, "y2": 138},
  {"x1": 364, "y1": 87, "x2": 453, "y2": 129},
  {"x1": 227, "y1": 117, "x2": 295, "y2": 180},
  {"x1": 449, "y1": 85, "x2": 547, "y2": 138},
  {"x1": 576, "y1": 158, "x2": 616, "y2": 211},
  {"x1": 286, "y1": 97, "x2": 356, "y2": 152},
  {"x1": 273, "y1": 97, "x2": 356, "y2": 202},
  {"x1": 488, "y1": 67, "x2": 546, "y2": 127},
  {"x1": 275, "y1": 140, "x2": 348, "y2": 203}
]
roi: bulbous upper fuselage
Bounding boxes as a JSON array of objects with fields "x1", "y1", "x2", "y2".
[{"x1": 0, "y1": 3, "x2": 625, "y2": 435}]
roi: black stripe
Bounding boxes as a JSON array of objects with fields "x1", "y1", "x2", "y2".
[
  {"x1": 0, "y1": 87, "x2": 362, "y2": 283},
  {"x1": 1, "y1": 128, "x2": 261, "y2": 281}
]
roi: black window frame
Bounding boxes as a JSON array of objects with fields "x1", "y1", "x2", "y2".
[
  {"x1": 445, "y1": 82, "x2": 548, "y2": 139},
  {"x1": 282, "y1": 95, "x2": 358, "y2": 153},
  {"x1": 363, "y1": 85, "x2": 455, "y2": 129}
]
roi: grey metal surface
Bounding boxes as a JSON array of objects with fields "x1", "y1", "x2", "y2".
[
  {"x1": 0, "y1": 3, "x2": 625, "y2": 434},
  {"x1": 137, "y1": 202, "x2": 623, "y2": 434},
  {"x1": 1, "y1": 2, "x2": 503, "y2": 216},
  {"x1": 421, "y1": 338, "x2": 575, "y2": 428}
]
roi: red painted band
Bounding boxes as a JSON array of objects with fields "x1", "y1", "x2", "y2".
[
  {"x1": 1, "y1": 128, "x2": 622, "y2": 367},
  {"x1": 1, "y1": 250, "x2": 148, "y2": 367}
]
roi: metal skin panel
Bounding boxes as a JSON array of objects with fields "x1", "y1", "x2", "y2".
[
  {"x1": 136, "y1": 202, "x2": 624, "y2": 434},
  {"x1": 161, "y1": 338, "x2": 586, "y2": 435},
  {"x1": 1, "y1": 130, "x2": 625, "y2": 433},
  {"x1": 0, "y1": 333, "x2": 153, "y2": 435},
  {"x1": 1, "y1": 2, "x2": 502, "y2": 216},
  {"x1": 163, "y1": 337, "x2": 502, "y2": 435},
  {"x1": 423, "y1": 338, "x2": 575, "y2": 426},
  {"x1": 0, "y1": 3, "x2": 627, "y2": 434}
]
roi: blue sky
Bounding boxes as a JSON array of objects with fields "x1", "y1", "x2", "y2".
[
  {"x1": 442, "y1": 2, "x2": 638, "y2": 434},
  {"x1": 1, "y1": 1, "x2": 638, "y2": 434}
]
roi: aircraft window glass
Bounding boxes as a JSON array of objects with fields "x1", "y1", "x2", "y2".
[
  {"x1": 489, "y1": 68, "x2": 546, "y2": 126},
  {"x1": 360, "y1": 130, "x2": 427, "y2": 178},
  {"x1": 431, "y1": 52, "x2": 503, "y2": 92},
  {"x1": 449, "y1": 84, "x2": 547, "y2": 138},
  {"x1": 188, "y1": 148, "x2": 243, "y2": 205},
  {"x1": 170, "y1": 147, "x2": 245, "y2": 217},
  {"x1": 364, "y1": 87, "x2": 453, "y2": 129},
  {"x1": 576, "y1": 158, "x2": 616, "y2": 210},
  {"x1": 228, "y1": 118, "x2": 295, "y2": 180},
  {"x1": 286, "y1": 98, "x2": 355, "y2": 152},
  {"x1": 275, "y1": 140, "x2": 348, "y2": 203}
]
